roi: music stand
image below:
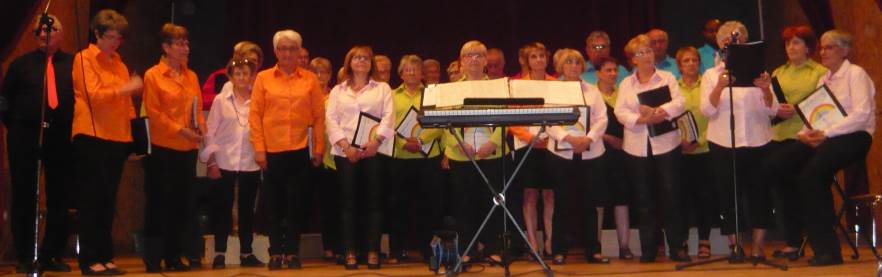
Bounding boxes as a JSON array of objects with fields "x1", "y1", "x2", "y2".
[{"x1": 676, "y1": 39, "x2": 786, "y2": 271}]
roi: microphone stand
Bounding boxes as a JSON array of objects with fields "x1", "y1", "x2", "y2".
[
  {"x1": 676, "y1": 34, "x2": 786, "y2": 271},
  {"x1": 30, "y1": 1, "x2": 55, "y2": 276}
]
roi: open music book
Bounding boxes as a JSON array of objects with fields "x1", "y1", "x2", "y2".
[{"x1": 422, "y1": 78, "x2": 586, "y2": 108}]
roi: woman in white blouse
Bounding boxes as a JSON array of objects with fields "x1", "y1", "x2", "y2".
[
  {"x1": 700, "y1": 21, "x2": 777, "y2": 262},
  {"x1": 325, "y1": 45, "x2": 394, "y2": 270},
  {"x1": 763, "y1": 29, "x2": 875, "y2": 266},
  {"x1": 614, "y1": 34, "x2": 689, "y2": 263},
  {"x1": 546, "y1": 48, "x2": 610, "y2": 265},
  {"x1": 201, "y1": 59, "x2": 264, "y2": 269}
]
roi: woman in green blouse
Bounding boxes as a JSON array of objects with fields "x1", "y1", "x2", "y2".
[
  {"x1": 386, "y1": 54, "x2": 444, "y2": 263},
  {"x1": 676, "y1": 46, "x2": 718, "y2": 259},
  {"x1": 764, "y1": 25, "x2": 827, "y2": 261}
]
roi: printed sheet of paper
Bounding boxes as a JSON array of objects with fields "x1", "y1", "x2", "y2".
[
  {"x1": 509, "y1": 79, "x2": 586, "y2": 106},
  {"x1": 434, "y1": 78, "x2": 510, "y2": 108}
]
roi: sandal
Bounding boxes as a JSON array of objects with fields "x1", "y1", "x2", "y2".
[
  {"x1": 697, "y1": 242, "x2": 712, "y2": 259},
  {"x1": 619, "y1": 248, "x2": 634, "y2": 260}
]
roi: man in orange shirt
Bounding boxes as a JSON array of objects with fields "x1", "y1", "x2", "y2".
[
  {"x1": 248, "y1": 29, "x2": 325, "y2": 270},
  {"x1": 140, "y1": 23, "x2": 206, "y2": 273}
]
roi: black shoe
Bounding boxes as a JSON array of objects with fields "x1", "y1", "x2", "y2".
[
  {"x1": 619, "y1": 248, "x2": 634, "y2": 260},
  {"x1": 165, "y1": 259, "x2": 190, "y2": 271},
  {"x1": 750, "y1": 255, "x2": 767, "y2": 264},
  {"x1": 808, "y1": 254, "x2": 843, "y2": 266},
  {"x1": 286, "y1": 255, "x2": 302, "y2": 269},
  {"x1": 671, "y1": 249, "x2": 692, "y2": 262},
  {"x1": 145, "y1": 261, "x2": 162, "y2": 273},
  {"x1": 344, "y1": 253, "x2": 358, "y2": 270},
  {"x1": 16, "y1": 262, "x2": 36, "y2": 274},
  {"x1": 212, "y1": 255, "x2": 225, "y2": 269},
  {"x1": 240, "y1": 255, "x2": 264, "y2": 267},
  {"x1": 39, "y1": 257, "x2": 72, "y2": 272},
  {"x1": 586, "y1": 255, "x2": 610, "y2": 264},
  {"x1": 772, "y1": 249, "x2": 802, "y2": 261},
  {"x1": 268, "y1": 256, "x2": 283, "y2": 270},
  {"x1": 639, "y1": 255, "x2": 656, "y2": 263},
  {"x1": 728, "y1": 245, "x2": 746, "y2": 264}
]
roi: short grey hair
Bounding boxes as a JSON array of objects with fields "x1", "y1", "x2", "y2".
[
  {"x1": 821, "y1": 29, "x2": 852, "y2": 49},
  {"x1": 586, "y1": 31, "x2": 610, "y2": 44},
  {"x1": 272, "y1": 29, "x2": 302, "y2": 49}
]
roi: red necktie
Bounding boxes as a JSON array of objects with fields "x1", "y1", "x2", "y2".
[{"x1": 46, "y1": 57, "x2": 58, "y2": 109}]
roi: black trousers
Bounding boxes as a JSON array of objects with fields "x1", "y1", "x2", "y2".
[
  {"x1": 549, "y1": 154, "x2": 603, "y2": 257},
  {"x1": 211, "y1": 170, "x2": 261, "y2": 254},
  {"x1": 449, "y1": 159, "x2": 504, "y2": 256},
  {"x1": 313, "y1": 165, "x2": 340, "y2": 255},
  {"x1": 765, "y1": 132, "x2": 872, "y2": 257},
  {"x1": 73, "y1": 135, "x2": 129, "y2": 268},
  {"x1": 625, "y1": 147, "x2": 686, "y2": 258},
  {"x1": 682, "y1": 152, "x2": 718, "y2": 240},
  {"x1": 387, "y1": 156, "x2": 445, "y2": 257},
  {"x1": 765, "y1": 139, "x2": 805, "y2": 248},
  {"x1": 265, "y1": 149, "x2": 311, "y2": 256},
  {"x1": 602, "y1": 146, "x2": 631, "y2": 206},
  {"x1": 7, "y1": 120, "x2": 76, "y2": 263},
  {"x1": 709, "y1": 143, "x2": 773, "y2": 235},
  {"x1": 143, "y1": 145, "x2": 197, "y2": 261},
  {"x1": 335, "y1": 155, "x2": 384, "y2": 253}
]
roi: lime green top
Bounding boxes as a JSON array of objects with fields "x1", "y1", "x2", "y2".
[
  {"x1": 419, "y1": 75, "x2": 506, "y2": 162},
  {"x1": 599, "y1": 86, "x2": 618, "y2": 107},
  {"x1": 771, "y1": 60, "x2": 828, "y2": 141},
  {"x1": 322, "y1": 97, "x2": 336, "y2": 170},
  {"x1": 392, "y1": 84, "x2": 441, "y2": 159},
  {"x1": 679, "y1": 78, "x2": 710, "y2": 154}
]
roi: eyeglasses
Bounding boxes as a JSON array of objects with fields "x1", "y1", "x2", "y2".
[
  {"x1": 231, "y1": 59, "x2": 254, "y2": 67},
  {"x1": 590, "y1": 44, "x2": 608, "y2": 50},
  {"x1": 462, "y1": 52, "x2": 486, "y2": 60},
  {"x1": 563, "y1": 58, "x2": 582, "y2": 65},
  {"x1": 352, "y1": 55, "x2": 371, "y2": 62},
  {"x1": 819, "y1": 44, "x2": 839, "y2": 52},
  {"x1": 277, "y1": 46, "x2": 301, "y2": 53},
  {"x1": 171, "y1": 40, "x2": 190, "y2": 48},
  {"x1": 634, "y1": 48, "x2": 654, "y2": 57}
]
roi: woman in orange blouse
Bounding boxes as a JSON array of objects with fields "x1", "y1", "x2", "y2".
[
  {"x1": 248, "y1": 29, "x2": 326, "y2": 270},
  {"x1": 141, "y1": 23, "x2": 206, "y2": 273},
  {"x1": 72, "y1": 9, "x2": 141, "y2": 276}
]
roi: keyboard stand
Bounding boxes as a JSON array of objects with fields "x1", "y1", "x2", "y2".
[{"x1": 444, "y1": 123, "x2": 554, "y2": 277}]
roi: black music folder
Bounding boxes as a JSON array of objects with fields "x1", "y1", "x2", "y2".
[
  {"x1": 726, "y1": 41, "x2": 766, "y2": 87},
  {"x1": 131, "y1": 117, "x2": 151, "y2": 155},
  {"x1": 770, "y1": 76, "x2": 787, "y2": 125},
  {"x1": 636, "y1": 86, "x2": 677, "y2": 137}
]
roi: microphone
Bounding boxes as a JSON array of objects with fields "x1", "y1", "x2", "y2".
[{"x1": 720, "y1": 30, "x2": 741, "y2": 64}]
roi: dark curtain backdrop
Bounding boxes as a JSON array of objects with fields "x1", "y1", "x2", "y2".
[
  {"x1": 223, "y1": 0, "x2": 659, "y2": 84},
  {"x1": 0, "y1": 1, "x2": 40, "y2": 66},
  {"x1": 798, "y1": 0, "x2": 835, "y2": 33},
  {"x1": 84, "y1": 0, "x2": 660, "y2": 84}
]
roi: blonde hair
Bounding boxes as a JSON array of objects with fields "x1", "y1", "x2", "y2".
[
  {"x1": 459, "y1": 40, "x2": 487, "y2": 57},
  {"x1": 585, "y1": 31, "x2": 610, "y2": 45},
  {"x1": 716, "y1": 21, "x2": 749, "y2": 48},
  {"x1": 397, "y1": 54, "x2": 423, "y2": 75},
  {"x1": 447, "y1": 60, "x2": 461, "y2": 76},
  {"x1": 552, "y1": 48, "x2": 585, "y2": 75},
  {"x1": 159, "y1": 23, "x2": 188, "y2": 45},
  {"x1": 624, "y1": 34, "x2": 651, "y2": 58}
]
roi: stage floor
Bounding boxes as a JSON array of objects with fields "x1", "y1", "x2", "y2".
[{"x1": 3, "y1": 246, "x2": 879, "y2": 276}]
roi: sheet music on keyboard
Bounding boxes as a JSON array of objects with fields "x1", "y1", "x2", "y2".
[
  {"x1": 509, "y1": 79, "x2": 586, "y2": 106},
  {"x1": 433, "y1": 78, "x2": 510, "y2": 108}
]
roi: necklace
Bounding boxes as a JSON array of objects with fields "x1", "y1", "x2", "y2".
[{"x1": 230, "y1": 94, "x2": 249, "y2": 127}]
